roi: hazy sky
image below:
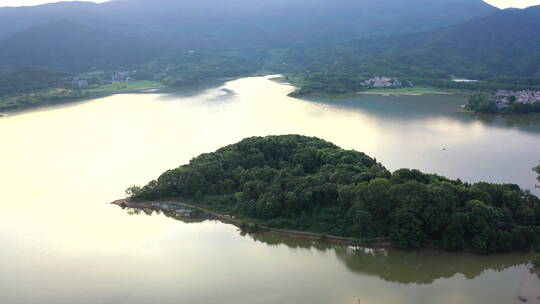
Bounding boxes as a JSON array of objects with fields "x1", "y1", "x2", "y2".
[
  {"x1": 0, "y1": 0, "x2": 108, "y2": 6},
  {"x1": 0, "y1": 0, "x2": 539, "y2": 8}
]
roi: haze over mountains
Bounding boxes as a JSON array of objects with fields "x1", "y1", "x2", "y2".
[
  {"x1": 281, "y1": 5, "x2": 540, "y2": 80},
  {"x1": 0, "y1": 0, "x2": 496, "y2": 49},
  {"x1": 0, "y1": 0, "x2": 538, "y2": 82}
]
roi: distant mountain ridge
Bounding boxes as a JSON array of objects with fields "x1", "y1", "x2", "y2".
[
  {"x1": 0, "y1": 0, "x2": 498, "y2": 51},
  {"x1": 0, "y1": 20, "x2": 174, "y2": 71},
  {"x1": 282, "y1": 5, "x2": 540, "y2": 81}
]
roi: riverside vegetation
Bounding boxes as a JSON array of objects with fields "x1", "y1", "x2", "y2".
[
  {"x1": 126, "y1": 135, "x2": 540, "y2": 253},
  {"x1": 466, "y1": 94, "x2": 540, "y2": 115}
]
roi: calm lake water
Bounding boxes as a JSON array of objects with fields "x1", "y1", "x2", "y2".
[{"x1": 1, "y1": 75, "x2": 539, "y2": 304}]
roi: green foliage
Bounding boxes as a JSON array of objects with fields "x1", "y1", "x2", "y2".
[
  {"x1": 280, "y1": 6, "x2": 540, "y2": 95},
  {"x1": 126, "y1": 186, "x2": 143, "y2": 200},
  {"x1": 128, "y1": 135, "x2": 540, "y2": 253},
  {"x1": 239, "y1": 221, "x2": 261, "y2": 233},
  {"x1": 533, "y1": 253, "x2": 540, "y2": 268},
  {"x1": 0, "y1": 88, "x2": 88, "y2": 111},
  {"x1": 190, "y1": 209, "x2": 204, "y2": 218},
  {"x1": 465, "y1": 94, "x2": 497, "y2": 114},
  {"x1": 154, "y1": 54, "x2": 257, "y2": 88},
  {"x1": 0, "y1": 20, "x2": 172, "y2": 72},
  {"x1": 0, "y1": 67, "x2": 73, "y2": 97},
  {"x1": 466, "y1": 94, "x2": 540, "y2": 115}
]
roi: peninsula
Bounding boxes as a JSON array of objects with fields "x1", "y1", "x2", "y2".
[{"x1": 123, "y1": 135, "x2": 540, "y2": 253}]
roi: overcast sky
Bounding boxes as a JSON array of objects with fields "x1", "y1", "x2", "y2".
[{"x1": 0, "y1": 0, "x2": 539, "y2": 8}]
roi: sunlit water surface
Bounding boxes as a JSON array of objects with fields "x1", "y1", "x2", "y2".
[{"x1": 1, "y1": 76, "x2": 539, "y2": 304}]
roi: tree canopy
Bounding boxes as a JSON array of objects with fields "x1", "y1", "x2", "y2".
[{"x1": 127, "y1": 135, "x2": 540, "y2": 253}]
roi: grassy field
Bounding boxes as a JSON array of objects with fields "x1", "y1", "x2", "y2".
[
  {"x1": 363, "y1": 86, "x2": 450, "y2": 95},
  {"x1": 85, "y1": 81, "x2": 164, "y2": 93}
]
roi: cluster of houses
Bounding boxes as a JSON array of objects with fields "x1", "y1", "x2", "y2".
[
  {"x1": 112, "y1": 71, "x2": 135, "y2": 82},
  {"x1": 71, "y1": 77, "x2": 89, "y2": 88},
  {"x1": 68, "y1": 70, "x2": 137, "y2": 88},
  {"x1": 494, "y1": 90, "x2": 540, "y2": 108},
  {"x1": 150, "y1": 203, "x2": 193, "y2": 217},
  {"x1": 361, "y1": 77, "x2": 413, "y2": 88}
]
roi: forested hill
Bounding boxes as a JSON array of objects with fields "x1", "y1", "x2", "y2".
[
  {"x1": 281, "y1": 5, "x2": 540, "y2": 85},
  {"x1": 0, "y1": 0, "x2": 497, "y2": 51},
  {"x1": 127, "y1": 135, "x2": 540, "y2": 253},
  {"x1": 392, "y1": 5, "x2": 540, "y2": 79},
  {"x1": 0, "y1": 20, "x2": 173, "y2": 72},
  {"x1": 0, "y1": 67, "x2": 73, "y2": 96}
]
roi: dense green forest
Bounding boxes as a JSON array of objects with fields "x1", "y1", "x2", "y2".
[
  {"x1": 0, "y1": 67, "x2": 73, "y2": 96},
  {"x1": 0, "y1": 21, "x2": 173, "y2": 72},
  {"x1": 0, "y1": 20, "x2": 258, "y2": 80},
  {"x1": 146, "y1": 54, "x2": 257, "y2": 88},
  {"x1": 126, "y1": 135, "x2": 540, "y2": 253},
  {"x1": 280, "y1": 6, "x2": 540, "y2": 95},
  {"x1": 0, "y1": 89, "x2": 88, "y2": 112},
  {"x1": 0, "y1": 67, "x2": 89, "y2": 111},
  {"x1": 466, "y1": 94, "x2": 540, "y2": 114}
]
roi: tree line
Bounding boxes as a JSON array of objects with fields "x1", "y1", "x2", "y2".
[{"x1": 466, "y1": 94, "x2": 540, "y2": 115}]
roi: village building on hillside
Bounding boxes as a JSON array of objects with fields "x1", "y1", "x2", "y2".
[
  {"x1": 494, "y1": 90, "x2": 540, "y2": 108},
  {"x1": 361, "y1": 77, "x2": 410, "y2": 88},
  {"x1": 112, "y1": 71, "x2": 135, "y2": 82},
  {"x1": 71, "y1": 77, "x2": 89, "y2": 88}
]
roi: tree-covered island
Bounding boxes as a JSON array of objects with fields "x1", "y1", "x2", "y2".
[{"x1": 126, "y1": 135, "x2": 540, "y2": 253}]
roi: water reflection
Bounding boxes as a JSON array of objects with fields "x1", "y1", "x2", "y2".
[
  {"x1": 332, "y1": 247, "x2": 527, "y2": 285},
  {"x1": 473, "y1": 113, "x2": 540, "y2": 134},
  {"x1": 309, "y1": 94, "x2": 540, "y2": 135},
  {"x1": 126, "y1": 208, "x2": 530, "y2": 286},
  {"x1": 2, "y1": 75, "x2": 540, "y2": 304}
]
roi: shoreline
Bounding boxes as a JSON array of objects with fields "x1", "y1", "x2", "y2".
[
  {"x1": 111, "y1": 198, "x2": 392, "y2": 248},
  {"x1": 356, "y1": 91, "x2": 455, "y2": 96},
  {"x1": 0, "y1": 85, "x2": 165, "y2": 117}
]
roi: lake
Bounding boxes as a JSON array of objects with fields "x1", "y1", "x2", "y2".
[{"x1": 1, "y1": 75, "x2": 539, "y2": 304}]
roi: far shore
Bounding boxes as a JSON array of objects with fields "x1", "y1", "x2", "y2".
[
  {"x1": 0, "y1": 81, "x2": 165, "y2": 116},
  {"x1": 356, "y1": 91, "x2": 455, "y2": 96},
  {"x1": 111, "y1": 198, "x2": 392, "y2": 248}
]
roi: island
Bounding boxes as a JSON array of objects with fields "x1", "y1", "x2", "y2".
[{"x1": 121, "y1": 135, "x2": 540, "y2": 253}]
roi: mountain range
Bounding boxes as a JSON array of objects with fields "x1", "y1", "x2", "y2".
[
  {"x1": 0, "y1": 0, "x2": 496, "y2": 51},
  {"x1": 281, "y1": 5, "x2": 540, "y2": 82},
  {"x1": 0, "y1": 0, "x2": 538, "y2": 87}
]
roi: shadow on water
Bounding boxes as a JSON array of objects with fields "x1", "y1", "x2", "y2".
[
  {"x1": 473, "y1": 113, "x2": 540, "y2": 134},
  {"x1": 126, "y1": 208, "x2": 531, "y2": 286},
  {"x1": 307, "y1": 94, "x2": 540, "y2": 135},
  {"x1": 154, "y1": 79, "x2": 232, "y2": 100}
]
